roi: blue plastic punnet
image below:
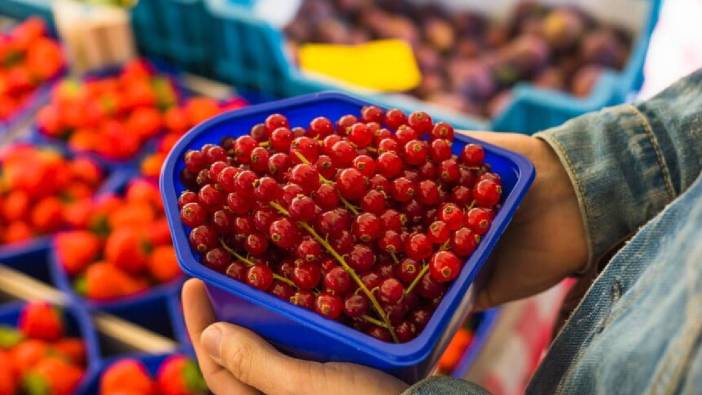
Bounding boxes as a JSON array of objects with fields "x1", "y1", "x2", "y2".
[{"x1": 160, "y1": 92, "x2": 535, "y2": 383}]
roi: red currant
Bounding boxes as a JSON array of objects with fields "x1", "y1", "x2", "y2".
[
  {"x1": 253, "y1": 177, "x2": 281, "y2": 202},
  {"x1": 451, "y1": 185, "x2": 472, "y2": 206},
  {"x1": 378, "y1": 230, "x2": 403, "y2": 254},
  {"x1": 461, "y1": 144, "x2": 485, "y2": 166},
  {"x1": 208, "y1": 161, "x2": 228, "y2": 181},
  {"x1": 452, "y1": 227, "x2": 480, "y2": 257},
  {"x1": 184, "y1": 150, "x2": 207, "y2": 173},
  {"x1": 324, "y1": 267, "x2": 352, "y2": 294},
  {"x1": 292, "y1": 261, "x2": 321, "y2": 290},
  {"x1": 384, "y1": 108, "x2": 407, "y2": 130},
  {"x1": 316, "y1": 209, "x2": 350, "y2": 237},
  {"x1": 347, "y1": 244, "x2": 375, "y2": 272},
  {"x1": 178, "y1": 191, "x2": 198, "y2": 208},
  {"x1": 360, "y1": 190, "x2": 386, "y2": 215},
  {"x1": 270, "y1": 127, "x2": 294, "y2": 153},
  {"x1": 212, "y1": 209, "x2": 234, "y2": 234},
  {"x1": 378, "y1": 138, "x2": 399, "y2": 153},
  {"x1": 250, "y1": 123, "x2": 268, "y2": 142},
  {"x1": 189, "y1": 225, "x2": 217, "y2": 253},
  {"x1": 289, "y1": 195, "x2": 316, "y2": 222},
  {"x1": 265, "y1": 113, "x2": 289, "y2": 132},
  {"x1": 361, "y1": 105, "x2": 384, "y2": 123},
  {"x1": 180, "y1": 202, "x2": 206, "y2": 227},
  {"x1": 431, "y1": 122, "x2": 454, "y2": 140},
  {"x1": 405, "y1": 232, "x2": 432, "y2": 261},
  {"x1": 352, "y1": 212, "x2": 382, "y2": 242},
  {"x1": 404, "y1": 140, "x2": 428, "y2": 165},
  {"x1": 380, "y1": 209, "x2": 405, "y2": 232},
  {"x1": 336, "y1": 114, "x2": 358, "y2": 133},
  {"x1": 198, "y1": 184, "x2": 223, "y2": 207},
  {"x1": 315, "y1": 154, "x2": 336, "y2": 179},
  {"x1": 330, "y1": 140, "x2": 356, "y2": 168},
  {"x1": 269, "y1": 218, "x2": 300, "y2": 249},
  {"x1": 396, "y1": 258, "x2": 420, "y2": 284},
  {"x1": 291, "y1": 136, "x2": 320, "y2": 164},
  {"x1": 348, "y1": 123, "x2": 373, "y2": 148},
  {"x1": 281, "y1": 183, "x2": 304, "y2": 206},
  {"x1": 309, "y1": 116, "x2": 334, "y2": 138},
  {"x1": 391, "y1": 177, "x2": 416, "y2": 202},
  {"x1": 246, "y1": 264, "x2": 274, "y2": 290},
  {"x1": 429, "y1": 251, "x2": 461, "y2": 283},
  {"x1": 473, "y1": 179, "x2": 502, "y2": 207},
  {"x1": 395, "y1": 321, "x2": 417, "y2": 342},
  {"x1": 244, "y1": 232, "x2": 268, "y2": 257},
  {"x1": 235, "y1": 215, "x2": 255, "y2": 235},
  {"x1": 344, "y1": 294, "x2": 368, "y2": 317},
  {"x1": 438, "y1": 203, "x2": 465, "y2": 230},
  {"x1": 290, "y1": 164, "x2": 320, "y2": 194},
  {"x1": 352, "y1": 154, "x2": 376, "y2": 177},
  {"x1": 204, "y1": 247, "x2": 231, "y2": 271},
  {"x1": 428, "y1": 220, "x2": 450, "y2": 244},
  {"x1": 379, "y1": 278, "x2": 404, "y2": 304},
  {"x1": 296, "y1": 238, "x2": 322, "y2": 262},
  {"x1": 369, "y1": 174, "x2": 392, "y2": 194},
  {"x1": 417, "y1": 180, "x2": 440, "y2": 206},
  {"x1": 271, "y1": 281, "x2": 295, "y2": 300},
  {"x1": 332, "y1": 230, "x2": 354, "y2": 254},
  {"x1": 312, "y1": 184, "x2": 339, "y2": 210},
  {"x1": 377, "y1": 152, "x2": 403, "y2": 178},
  {"x1": 249, "y1": 147, "x2": 270, "y2": 174},
  {"x1": 408, "y1": 111, "x2": 432, "y2": 135},
  {"x1": 417, "y1": 274, "x2": 444, "y2": 299},
  {"x1": 234, "y1": 136, "x2": 257, "y2": 163},
  {"x1": 395, "y1": 125, "x2": 418, "y2": 146},
  {"x1": 315, "y1": 293, "x2": 343, "y2": 319},
  {"x1": 439, "y1": 159, "x2": 460, "y2": 184},
  {"x1": 430, "y1": 139, "x2": 452, "y2": 162},
  {"x1": 336, "y1": 168, "x2": 367, "y2": 201},
  {"x1": 466, "y1": 207, "x2": 492, "y2": 235},
  {"x1": 225, "y1": 261, "x2": 247, "y2": 280},
  {"x1": 290, "y1": 290, "x2": 315, "y2": 310}
]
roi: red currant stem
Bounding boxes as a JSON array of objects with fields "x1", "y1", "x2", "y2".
[
  {"x1": 390, "y1": 252, "x2": 399, "y2": 264},
  {"x1": 366, "y1": 146, "x2": 377, "y2": 153},
  {"x1": 296, "y1": 221, "x2": 399, "y2": 343},
  {"x1": 220, "y1": 239, "x2": 297, "y2": 288},
  {"x1": 269, "y1": 201, "x2": 290, "y2": 216},
  {"x1": 362, "y1": 314, "x2": 391, "y2": 329},
  {"x1": 439, "y1": 240, "x2": 450, "y2": 251},
  {"x1": 258, "y1": 141, "x2": 270, "y2": 147},
  {"x1": 291, "y1": 150, "x2": 360, "y2": 215},
  {"x1": 405, "y1": 263, "x2": 430, "y2": 296},
  {"x1": 466, "y1": 200, "x2": 476, "y2": 211}
]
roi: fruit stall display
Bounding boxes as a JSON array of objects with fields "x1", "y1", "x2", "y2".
[
  {"x1": 0, "y1": 17, "x2": 64, "y2": 132},
  {"x1": 161, "y1": 92, "x2": 534, "y2": 382},
  {"x1": 285, "y1": 0, "x2": 632, "y2": 119},
  {"x1": 0, "y1": 301, "x2": 97, "y2": 395}
]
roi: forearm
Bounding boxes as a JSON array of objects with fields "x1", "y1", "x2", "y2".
[{"x1": 536, "y1": 68, "x2": 702, "y2": 268}]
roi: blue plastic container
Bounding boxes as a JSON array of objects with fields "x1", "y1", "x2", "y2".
[
  {"x1": 205, "y1": 0, "x2": 662, "y2": 134},
  {"x1": 0, "y1": 300, "x2": 101, "y2": 394},
  {"x1": 160, "y1": 92, "x2": 535, "y2": 383}
]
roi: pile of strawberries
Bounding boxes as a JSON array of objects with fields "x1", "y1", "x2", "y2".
[
  {"x1": 0, "y1": 145, "x2": 105, "y2": 246},
  {"x1": 99, "y1": 355, "x2": 206, "y2": 395},
  {"x1": 0, "y1": 18, "x2": 64, "y2": 122},
  {"x1": 177, "y1": 106, "x2": 502, "y2": 342},
  {"x1": 55, "y1": 179, "x2": 181, "y2": 302},
  {"x1": 36, "y1": 60, "x2": 180, "y2": 161},
  {"x1": 140, "y1": 96, "x2": 247, "y2": 179},
  {"x1": 0, "y1": 302, "x2": 87, "y2": 395}
]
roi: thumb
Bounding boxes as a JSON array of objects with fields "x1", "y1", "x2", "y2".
[{"x1": 200, "y1": 322, "x2": 316, "y2": 395}]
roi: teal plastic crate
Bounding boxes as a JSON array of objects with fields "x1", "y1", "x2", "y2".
[{"x1": 205, "y1": 0, "x2": 662, "y2": 133}]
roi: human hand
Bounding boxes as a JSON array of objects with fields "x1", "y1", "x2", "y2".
[
  {"x1": 182, "y1": 278, "x2": 409, "y2": 395},
  {"x1": 461, "y1": 131, "x2": 588, "y2": 310}
]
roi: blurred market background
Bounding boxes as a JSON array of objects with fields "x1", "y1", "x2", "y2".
[{"x1": 0, "y1": 0, "x2": 700, "y2": 393}]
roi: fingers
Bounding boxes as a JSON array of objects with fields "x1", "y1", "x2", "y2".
[{"x1": 182, "y1": 279, "x2": 259, "y2": 395}]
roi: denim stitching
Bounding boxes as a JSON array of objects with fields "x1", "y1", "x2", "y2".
[{"x1": 627, "y1": 105, "x2": 677, "y2": 200}]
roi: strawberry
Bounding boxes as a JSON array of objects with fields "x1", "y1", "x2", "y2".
[
  {"x1": 146, "y1": 218, "x2": 172, "y2": 246},
  {"x1": 69, "y1": 157, "x2": 102, "y2": 186},
  {"x1": 79, "y1": 262, "x2": 147, "y2": 301},
  {"x1": 125, "y1": 180, "x2": 161, "y2": 209},
  {"x1": 105, "y1": 227, "x2": 151, "y2": 274},
  {"x1": 56, "y1": 231, "x2": 101, "y2": 275},
  {"x1": 157, "y1": 355, "x2": 207, "y2": 395},
  {"x1": 100, "y1": 359, "x2": 155, "y2": 395},
  {"x1": 126, "y1": 107, "x2": 163, "y2": 139},
  {"x1": 18, "y1": 302, "x2": 63, "y2": 342},
  {"x1": 2, "y1": 190, "x2": 30, "y2": 222},
  {"x1": 22, "y1": 356, "x2": 84, "y2": 395},
  {"x1": 53, "y1": 338, "x2": 86, "y2": 366},
  {"x1": 0, "y1": 351, "x2": 17, "y2": 395},
  {"x1": 10, "y1": 339, "x2": 49, "y2": 376},
  {"x1": 108, "y1": 202, "x2": 156, "y2": 230},
  {"x1": 30, "y1": 197, "x2": 64, "y2": 233},
  {"x1": 147, "y1": 245, "x2": 181, "y2": 283},
  {"x1": 3, "y1": 221, "x2": 32, "y2": 243}
]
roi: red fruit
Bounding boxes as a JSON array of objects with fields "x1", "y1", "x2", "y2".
[
  {"x1": 405, "y1": 233, "x2": 432, "y2": 261},
  {"x1": 461, "y1": 144, "x2": 485, "y2": 166},
  {"x1": 353, "y1": 154, "x2": 376, "y2": 177},
  {"x1": 246, "y1": 264, "x2": 274, "y2": 290},
  {"x1": 369, "y1": 174, "x2": 392, "y2": 194},
  {"x1": 156, "y1": 355, "x2": 207, "y2": 395},
  {"x1": 391, "y1": 177, "x2": 416, "y2": 202},
  {"x1": 204, "y1": 145, "x2": 227, "y2": 164},
  {"x1": 352, "y1": 212, "x2": 382, "y2": 242},
  {"x1": 347, "y1": 244, "x2": 375, "y2": 272},
  {"x1": 322, "y1": 135, "x2": 342, "y2": 156},
  {"x1": 0, "y1": 351, "x2": 17, "y2": 395},
  {"x1": 249, "y1": 146, "x2": 270, "y2": 174},
  {"x1": 404, "y1": 140, "x2": 428, "y2": 165},
  {"x1": 428, "y1": 220, "x2": 450, "y2": 244},
  {"x1": 439, "y1": 203, "x2": 465, "y2": 230},
  {"x1": 451, "y1": 185, "x2": 472, "y2": 206},
  {"x1": 379, "y1": 278, "x2": 404, "y2": 304},
  {"x1": 189, "y1": 225, "x2": 217, "y2": 254},
  {"x1": 253, "y1": 177, "x2": 281, "y2": 202},
  {"x1": 430, "y1": 251, "x2": 461, "y2": 283},
  {"x1": 56, "y1": 231, "x2": 101, "y2": 276},
  {"x1": 81, "y1": 262, "x2": 146, "y2": 300},
  {"x1": 417, "y1": 180, "x2": 440, "y2": 206},
  {"x1": 347, "y1": 123, "x2": 373, "y2": 148},
  {"x1": 431, "y1": 122, "x2": 454, "y2": 140},
  {"x1": 439, "y1": 159, "x2": 460, "y2": 184},
  {"x1": 290, "y1": 164, "x2": 320, "y2": 194},
  {"x1": 309, "y1": 116, "x2": 334, "y2": 137},
  {"x1": 315, "y1": 294, "x2": 343, "y2": 319},
  {"x1": 289, "y1": 195, "x2": 316, "y2": 222},
  {"x1": 100, "y1": 359, "x2": 155, "y2": 395},
  {"x1": 225, "y1": 261, "x2": 247, "y2": 281},
  {"x1": 270, "y1": 127, "x2": 294, "y2": 153},
  {"x1": 296, "y1": 238, "x2": 322, "y2": 262},
  {"x1": 269, "y1": 218, "x2": 300, "y2": 249},
  {"x1": 330, "y1": 140, "x2": 356, "y2": 168},
  {"x1": 24, "y1": 356, "x2": 84, "y2": 395},
  {"x1": 361, "y1": 105, "x2": 384, "y2": 123},
  {"x1": 395, "y1": 125, "x2": 418, "y2": 146},
  {"x1": 180, "y1": 202, "x2": 207, "y2": 228},
  {"x1": 378, "y1": 230, "x2": 403, "y2": 254},
  {"x1": 396, "y1": 258, "x2": 420, "y2": 284},
  {"x1": 316, "y1": 209, "x2": 350, "y2": 238},
  {"x1": 344, "y1": 294, "x2": 368, "y2": 317},
  {"x1": 384, "y1": 108, "x2": 407, "y2": 130},
  {"x1": 430, "y1": 139, "x2": 452, "y2": 162},
  {"x1": 105, "y1": 228, "x2": 151, "y2": 274},
  {"x1": 53, "y1": 338, "x2": 86, "y2": 366},
  {"x1": 312, "y1": 184, "x2": 339, "y2": 210},
  {"x1": 378, "y1": 138, "x2": 399, "y2": 153},
  {"x1": 291, "y1": 136, "x2": 320, "y2": 164},
  {"x1": 243, "y1": 233, "x2": 268, "y2": 257},
  {"x1": 452, "y1": 228, "x2": 480, "y2": 257},
  {"x1": 19, "y1": 302, "x2": 63, "y2": 341},
  {"x1": 380, "y1": 209, "x2": 405, "y2": 232},
  {"x1": 264, "y1": 113, "x2": 289, "y2": 132},
  {"x1": 336, "y1": 168, "x2": 366, "y2": 201},
  {"x1": 360, "y1": 190, "x2": 386, "y2": 215},
  {"x1": 335, "y1": 114, "x2": 357, "y2": 133},
  {"x1": 376, "y1": 152, "x2": 403, "y2": 178},
  {"x1": 290, "y1": 290, "x2": 315, "y2": 310},
  {"x1": 473, "y1": 179, "x2": 502, "y2": 207},
  {"x1": 292, "y1": 261, "x2": 321, "y2": 290},
  {"x1": 315, "y1": 155, "x2": 336, "y2": 179},
  {"x1": 408, "y1": 111, "x2": 433, "y2": 135},
  {"x1": 30, "y1": 197, "x2": 63, "y2": 233},
  {"x1": 417, "y1": 274, "x2": 444, "y2": 299},
  {"x1": 204, "y1": 248, "x2": 231, "y2": 271},
  {"x1": 466, "y1": 207, "x2": 492, "y2": 235},
  {"x1": 271, "y1": 281, "x2": 295, "y2": 300},
  {"x1": 323, "y1": 267, "x2": 351, "y2": 294},
  {"x1": 268, "y1": 153, "x2": 291, "y2": 177},
  {"x1": 281, "y1": 183, "x2": 304, "y2": 206}
]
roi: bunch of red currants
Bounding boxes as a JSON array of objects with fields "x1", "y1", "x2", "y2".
[{"x1": 176, "y1": 107, "x2": 502, "y2": 343}]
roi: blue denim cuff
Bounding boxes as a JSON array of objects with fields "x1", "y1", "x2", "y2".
[
  {"x1": 402, "y1": 376, "x2": 491, "y2": 395},
  {"x1": 535, "y1": 104, "x2": 676, "y2": 270}
]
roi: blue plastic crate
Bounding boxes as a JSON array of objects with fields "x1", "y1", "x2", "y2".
[
  {"x1": 205, "y1": 0, "x2": 662, "y2": 134},
  {"x1": 159, "y1": 91, "x2": 535, "y2": 383},
  {"x1": 0, "y1": 300, "x2": 101, "y2": 394}
]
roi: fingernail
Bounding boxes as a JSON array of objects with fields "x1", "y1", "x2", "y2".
[{"x1": 201, "y1": 324, "x2": 222, "y2": 361}]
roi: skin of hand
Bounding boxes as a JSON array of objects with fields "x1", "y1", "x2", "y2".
[
  {"x1": 182, "y1": 278, "x2": 409, "y2": 395},
  {"x1": 460, "y1": 131, "x2": 588, "y2": 310},
  {"x1": 181, "y1": 131, "x2": 586, "y2": 394}
]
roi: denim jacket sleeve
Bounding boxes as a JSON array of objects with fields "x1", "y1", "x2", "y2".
[{"x1": 536, "y1": 68, "x2": 702, "y2": 269}]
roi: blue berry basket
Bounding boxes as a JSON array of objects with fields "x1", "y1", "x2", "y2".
[
  {"x1": 0, "y1": 300, "x2": 101, "y2": 395},
  {"x1": 160, "y1": 92, "x2": 535, "y2": 383}
]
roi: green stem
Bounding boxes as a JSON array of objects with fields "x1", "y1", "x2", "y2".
[
  {"x1": 220, "y1": 240, "x2": 296, "y2": 288},
  {"x1": 362, "y1": 314, "x2": 391, "y2": 329},
  {"x1": 297, "y1": 221, "x2": 399, "y2": 343},
  {"x1": 405, "y1": 263, "x2": 430, "y2": 295},
  {"x1": 390, "y1": 251, "x2": 400, "y2": 264}
]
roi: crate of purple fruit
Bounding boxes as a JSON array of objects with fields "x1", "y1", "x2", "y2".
[
  {"x1": 205, "y1": 0, "x2": 661, "y2": 134},
  {"x1": 160, "y1": 92, "x2": 534, "y2": 383}
]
